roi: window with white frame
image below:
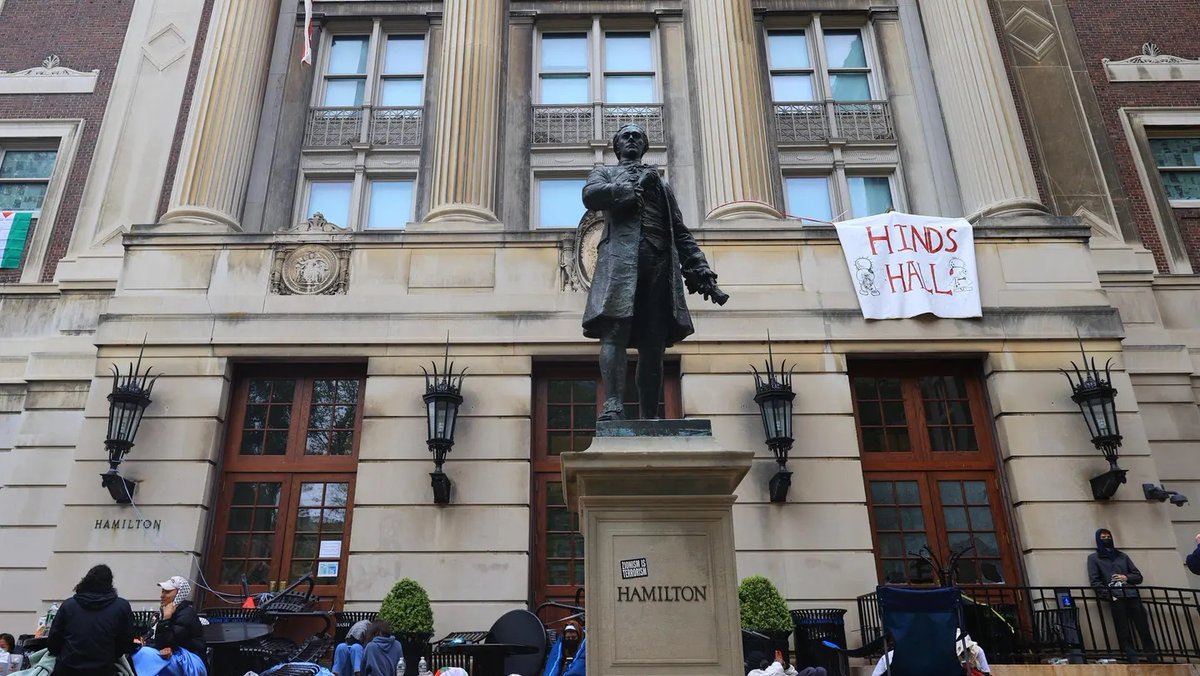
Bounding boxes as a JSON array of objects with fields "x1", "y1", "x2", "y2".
[
  {"x1": 768, "y1": 16, "x2": 900, "y2": 224},
  {"x1": 299, "y1": 22, "x2": 426, "y2": 230},
  {"x1": 532, "y1": 24, "x2": 664, "y2": 146},
  {"x1": 1149, "y1": 135, "x2": 1200, "y2": 205},
  {"x1": 0, "y1": 144, "x2": 58, "y2": 212},
  {"x1": 536, "y1": 177, "x2": 588, "y2": 229},
  {"x1": 303, "y1": 177, "x2": 415, "y2": 230},
  {"x1": 306, "y1": 29, "x2": 427, "y2": 148}
]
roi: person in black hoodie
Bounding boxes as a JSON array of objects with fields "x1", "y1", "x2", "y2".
[
  {"x1": 1087, "y1": 528, "x2": 1158, "y2": 663},
  {"x1": 152, "y1": 576, "x2": 207, "y2": 668},
  {"x1": 47, "y1": 564, "x2": 136, "y2": 676}
]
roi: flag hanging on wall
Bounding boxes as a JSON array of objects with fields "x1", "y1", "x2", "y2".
[
  {"x1": 301, "y1": 0, "x2": 314, "y2": 65},
  {"x1": 0, "y1": 211, "x2": 32, "y2": 269}
]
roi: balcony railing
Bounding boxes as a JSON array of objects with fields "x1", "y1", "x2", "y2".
[
  {"x1": 857, "y1": 585, "x2": 1200, "y2": 664},
  {"x1": 773, "y1": 100, "x2": 895, "y2": 144},
  {"x1": 834, "y1": 101, "x2": 894, "y2": 142},
  {"x1": 305, "y1": 106, "x2": 423, "y2": 148},
  {"x1": 532, "y1": 103, "x2": 665, "y2": 145},
  {"x1": 774, "y1": 103, "x2": 829, "y2": 143},
  {"x1": 370, "y1": 107, "x2": 423, "y2": 146}
]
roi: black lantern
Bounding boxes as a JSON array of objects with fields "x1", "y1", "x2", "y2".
[
  {"x1": 1061, "y1": 337, "x2": 1125, "y2": 500},
  {"x1": 102, "y1": 346, "x2": 159, "y2": 503},
  {"x1": 422, "y1": 338, "x2": 466, "y2": 505},
  {"x1": 751, "y1": 333, "x2": 796, "y2": 503}
]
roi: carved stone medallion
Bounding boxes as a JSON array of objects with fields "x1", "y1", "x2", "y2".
[
  {"x1": 271, "y1": 244, "x2": 349, "y2": 295},
  {"x1": 560, "y1": 210, "x2": 606, "y2": 291}
]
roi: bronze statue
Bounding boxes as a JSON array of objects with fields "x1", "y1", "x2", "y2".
[{"x1": 582, "y1": 124, "x2": 727, "y2": 421}]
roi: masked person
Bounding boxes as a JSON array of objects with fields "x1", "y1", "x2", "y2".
[{"x1": 1087, "y1": 528, "x2": 1157, "y2": 663}]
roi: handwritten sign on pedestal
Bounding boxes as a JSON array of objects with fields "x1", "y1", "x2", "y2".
[{"x1": 835, "y1": 212, "x2": 981, "y2": 319}]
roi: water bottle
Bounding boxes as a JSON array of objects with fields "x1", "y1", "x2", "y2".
[
  {"x1": 45, "y1": 603, "x2": 59, "y2": 628},
  {"x1": 395, "y1": 657, "x2": 406, "y2": 676},
  {"x1": 417, "y1": 657, "x2": 430, "y2": 676}
]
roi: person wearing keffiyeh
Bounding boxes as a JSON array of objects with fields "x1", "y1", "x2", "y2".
[{"x1": 150, "y1": 576, "x2": 207, "y2": 673}]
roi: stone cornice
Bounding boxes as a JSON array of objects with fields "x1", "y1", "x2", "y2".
[
  {"x1": 0, "y1": 55, "x2": 99, "y2": 94},
  {"x1": 1103, "y1": 42, "x2": 1200, "y2": 82}
]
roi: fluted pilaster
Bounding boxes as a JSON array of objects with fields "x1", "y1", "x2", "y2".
[
  {"x1": 687, "y1": 0, "x2": 781, "y2": 220},
  {"x1": 160, "y1": 0, "x2": 279, "y2": 231},
  {"x1": 424, "y1": 0, "x2": 505, "y2": 223},
  {"x1": 917, "y1": 0, "x2": 1047, "y2": 219}
]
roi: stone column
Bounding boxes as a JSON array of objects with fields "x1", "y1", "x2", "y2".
[
  {"x1": 917, "y1": 0, "x2": 1048, "y2": 219},
  {"x1": 423, "y1": 0, "x2": 505, "y2": 223},
  {"x1": 686, "y1": 0, "x2": 781, "y2": 220},
  {"x1": 160, "y1": 0, "x2": 280, "y2": 231}
]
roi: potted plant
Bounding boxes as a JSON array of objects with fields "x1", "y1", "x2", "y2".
[
  {"x1": 379, "y1": 578, "x2": 435, "y2": 676},
  {"x1": 738, "y1": 575, "x2": 794, "y2": 672}
]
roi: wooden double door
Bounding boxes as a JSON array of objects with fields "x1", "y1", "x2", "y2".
[
  {"x1": 530, "y1": 364, "x2": 680, "y2": 623},
  {"x1": 205, "y1": 367, "x2": 364, "y2": 606}
]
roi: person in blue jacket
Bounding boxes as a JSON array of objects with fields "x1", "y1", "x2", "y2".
[
  {"x1": 561, "y1": 639, "x2": 585, "y2": 676},
  {"x1": 1186, "y1": 532, "x2": 1200, "y2": 575}
]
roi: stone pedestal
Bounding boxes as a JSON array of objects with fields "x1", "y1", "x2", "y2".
[{"x1": 561, "y1": 420, "x2": 752, "y2": 676}]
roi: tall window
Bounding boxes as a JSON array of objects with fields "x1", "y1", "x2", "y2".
[
  {"x1": 0, "y1": 145, "x2": 57, "y2": 212},
  {"x1": 532, "y1": 365, "x2": 679, "y2": 619},
  {"x1": 206, "y1": 367, "x2": 364, "y2": 608},
  {"x1": 1149, "y1": 135, "x2": 1200, "y2": 205},
  {"x1": 852, "y1": 361, "x2": 1018, "y2": 587},
  {"x1": 532, "y1": 23, "x2": 664, "y2": 149},
  {"x1": 767, "y1": 19, "x2": 899, "y2": 224},
  {"x1": 536, "y1": 177, "x2": 588, "y2": 229},
  {"x1": 301, "y1": 26, "x2": 426, "y2": 229}
]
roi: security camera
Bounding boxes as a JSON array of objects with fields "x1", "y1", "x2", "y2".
[{"x1": 1143, "y1": 483, "x2": 1189, "y2": 506}]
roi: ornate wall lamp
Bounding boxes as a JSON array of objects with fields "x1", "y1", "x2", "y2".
[
  {"x1": 751, "y1": 334, "x2": 796, "y2": 503},
  {"x1": 1060, "y1": 339, "x2": 1124, "y2": 500},
  {"x1": 102, "y1": 347, "x2": 159, "y2": 503},
  {"x1": 422, "y1": 339, "x2": 467, "y2": 505}
]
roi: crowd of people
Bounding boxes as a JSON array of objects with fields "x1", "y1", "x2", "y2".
[{"x1": 3, "y1": 533, "x2": 1198, "y2": 675}]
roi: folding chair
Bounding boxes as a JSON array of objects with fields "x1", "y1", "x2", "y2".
[{"x1": 823, "y1": 586, "x2": 964, "y2": 676}]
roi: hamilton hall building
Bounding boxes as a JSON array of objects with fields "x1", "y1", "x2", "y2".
[{"x1": 1, "y1": 0, "x2": 1199, "y2": 647}]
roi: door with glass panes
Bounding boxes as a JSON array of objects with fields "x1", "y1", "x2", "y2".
[
  {"x1": 206, "y1": 368, "x2": 363, "y2": 606},
  {"x1": 531, "y1": 364, "x2": 679, "y2": 622},
  {"x1": 850, "y1": 361, "x2": 1020, "y2": 587}
]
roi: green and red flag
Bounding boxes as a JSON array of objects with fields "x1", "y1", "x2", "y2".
[{"x1": 0, "y1": 211, "x2": 33, "y2": 268}]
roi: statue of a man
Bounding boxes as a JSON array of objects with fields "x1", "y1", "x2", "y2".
[{"x1": 581, "y1": 124, "x2": 726, "y2": 421}]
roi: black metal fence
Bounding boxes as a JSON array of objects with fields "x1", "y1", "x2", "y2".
[{"x1": 857, "y1": 585, "x2": 1200, "y2": 664}]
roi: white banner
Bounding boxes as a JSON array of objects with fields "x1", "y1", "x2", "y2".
[{"x1": 834, "y1": 212, "x2": 981, "y2": 319}]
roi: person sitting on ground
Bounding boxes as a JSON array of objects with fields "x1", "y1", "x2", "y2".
[
  {"x1": 749, "y1": 655, "x2": 827, "y2": 676},
  {"x1": 333, "y1": 620, "x2": 372, "y2": 676},
  {"x1": 47, "y1": 564, "x2": 137, "y2": 676},
  {"x1": 871, "y1": 629, "x2": 990, "y2": 675},
  {"x1": 152, "y1": 576, "x2": 208, "y2": 671},
  {"x1": 0, "y1": 633, "x2": 14, "y2": 656},
  {"x1": 1185, "y1": 532, "x2": 1200, "y2": 575},
  {"x1": 361, "y1": 621, "x2": 405, "y2": 676}
]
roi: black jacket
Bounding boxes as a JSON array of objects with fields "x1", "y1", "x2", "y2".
[
  {"x1": 1087, "y1": 531, "x2": 1144, "y2": 600},
  {"x1": 153, "y1": 600, "x2": 207, "y2": 658},
  {"x1": 47, "y1": 591, "x2": 136, "y2": 675}
]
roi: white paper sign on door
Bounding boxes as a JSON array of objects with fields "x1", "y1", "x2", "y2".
[
  {"x1": 319, "y1": 540, "x2": 342, "y2": 559},
  {"x1": 834, "y1": 212, "x2": 981, "y2": 319}
]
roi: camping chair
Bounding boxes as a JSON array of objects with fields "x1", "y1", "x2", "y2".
[
  {"x1": 823, "y1": 586, "x2": 964, "y2": 676},
  {"x1": 489, "y1": 609, "x2": 549, "y2": 676}
]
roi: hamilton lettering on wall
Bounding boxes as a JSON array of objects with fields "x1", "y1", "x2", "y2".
[
  {"x1": 94, "y1": 518, "x2": 162, "y2": 530},
  {"x1": 617, "y1": 585, "x2": 708, "y2": 603}
]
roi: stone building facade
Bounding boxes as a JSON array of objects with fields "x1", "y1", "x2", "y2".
[{"x1": 0, "y1": 0, "x2": 1196, "y2": 641}]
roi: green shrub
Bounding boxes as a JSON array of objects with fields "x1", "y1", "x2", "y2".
[
  {"x1": 738, "y1": 575, "x2": 792, "y2": 631},
  {"x1": 378, "y1": 578, "x2": 434, "y2": 635}
]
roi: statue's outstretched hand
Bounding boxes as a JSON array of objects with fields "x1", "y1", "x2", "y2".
[{"x1": 684, "y1": 266, "x2": 729, "y2": 306}]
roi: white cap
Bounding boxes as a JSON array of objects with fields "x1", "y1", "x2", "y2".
[{"x1": 564, "y1": 624, "x2": 578, "y2": 632}]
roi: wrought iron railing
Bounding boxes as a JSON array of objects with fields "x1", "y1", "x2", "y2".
[
  {"x1": 857, "y1": 585, "x2": 1200, "y2": 664},
  {"x1": 774, "y1": 103, "x2": 829, "y2": 143},
  {"x1": 532, "y1": 105, "x2": 593, "y2": 144},
  {"x1": 305, "y1": 107, "x2": 362, "y2": 147},
  {"x1": 305, "y1": 106, "x2": 423, "y2": 147},
  {"x1": 531, "y1": 103, "x2": 665, "y2": 145},
  {"x1": 370, "y1": 106, "x2": 423, "y2": 146},
  {"x1": 834, "y1": 101, "x2": 894, "y2": 141}
]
